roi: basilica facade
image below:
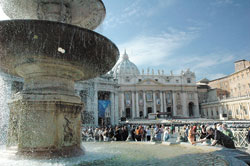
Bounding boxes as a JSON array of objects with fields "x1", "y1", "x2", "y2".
[{"x1": 112, "y1": 51, "x2": 199, "y2": 122}]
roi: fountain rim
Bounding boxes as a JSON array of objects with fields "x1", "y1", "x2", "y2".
[
  {"x1": 0, "y1": 0, "x2": 107, "y2": 30},
  {"x1": 0, "y1": 19, "x2": 117, "y2": 46},
  {"x1": 0, "y1": 19, "x2": 120, "y2": 80}
]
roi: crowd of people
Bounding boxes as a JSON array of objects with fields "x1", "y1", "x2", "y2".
[
  {"x1": 183, "y1": 123, "x2": 236, "y2": 149},
  {"x1": 82, "y1": 124, "x2": 175, "y2": 142},
  {"x1": 82, "y1": 122, "x2": 250, "y2": 149}
]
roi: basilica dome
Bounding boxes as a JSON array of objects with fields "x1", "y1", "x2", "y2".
[{"x1": 112, "y1": 51, "x2": 140, "y2": 77}]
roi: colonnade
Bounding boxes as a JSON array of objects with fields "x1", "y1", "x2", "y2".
[{"x1": 202, "y1": 100, "x2": 250, "y2": 120}]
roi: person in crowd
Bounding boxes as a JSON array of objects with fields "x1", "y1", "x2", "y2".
[
  {"x1": 196, "y1": 124, "x2": 201, "y2": 138},
  {"x1": 146, "y1": 126, "x2": 151, "y2": 141},
  {"x1": 98, "y1": 128, "x2": 103, "y2": 141},
  {"x1": 123, "y1": 126, "x2": 129, "y2": 141},
  {"x1": 184, "y1": 125, "x2": 189, "y2": 142},
  {"x1": 193, "y1": 125, "x2": 197, "y2": 141},
  {"x1": 120, "y1": 126, "x2": 125, "y2": 141},
  {"x1": 188, "y1": 125, "x2": 196, "y2": 144},
  {"x1": 134, "y1": 126, "x2": 140, "y2": 141},
  {"x1": 94, "y1": 128, "x2": 99, "y2": 141},
  {"x1": 163, "y1": 127, "x2": 170, "y2": 142},
  {"x1": 213, "y1": 123, "x2": 217, "y2": 130},
  {"x1": 170, "y1": 125, "x2": 175, "y2": 135},
  {"x1": 102, "y1": 128, "x2": 108, "y2": 141},
  {"x1": 138, "y1": 125, "x2": 145, "y2": 141},
  {"x1": 195, "y1": 126, "x2": 235, "y2": 149},
  {"x1": 108, "y1": 128, "x2": 114, "y2": 141},
  {"x1": 200, "y1": 125, "x2": 207, "y2": 139},
  {"x1": 160, "y1": 124, "x2": 165, "y2": 140},
  {"x1": 217, "y1": 123, "x2": 223, "y2": 131},
  {"x1": 130, "y1": 125, "x2": 136, "y2": 141},
  {"x1": 154, "y1": 125, "x2": 162, "y2": 141},
  {"x1": 247, "y1": 127, "x2": 250, "y2": 143},
  {"x1": 114, "y1": 126, "x2": 121, "y2": 141},
  {"x1": 222, "y1": 124, "x2": 233, "y2": 140}
]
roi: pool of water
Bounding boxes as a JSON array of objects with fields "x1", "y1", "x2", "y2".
[{"x1": 0, "y1": 142, "x2": 228, "y2": 166}]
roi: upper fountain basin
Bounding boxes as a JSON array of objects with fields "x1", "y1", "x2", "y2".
[
  {"x1": 0, "y1": 20, "x2": 119, "y2": 81},
  {"x1": 0, "y1": 0, "x2": 106, "y2": 30}
]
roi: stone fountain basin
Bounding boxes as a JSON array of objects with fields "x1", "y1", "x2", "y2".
[
  {"x1": 0, "y1": 20, "x2": 119, "y2": 81},
  {"x1": 0, "y1": 0, "x2": 106, "y2": 30}
]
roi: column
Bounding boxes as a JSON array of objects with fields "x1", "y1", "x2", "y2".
[
  {"x1": 94, "y1": 89, "x2": 98, "y2": 126},
  {"x1": 160, "y1": 91, "x2": 163, "y2": 112},
  {"x1": 204, "y1": 109, "x2": 207, "y2": 118},
  {"x1": 232, "y1": 105, "x2": 235, "y2": 119},
  {"x1": 219, "y1": 106, "x2": 223, "y2": 120},
  {"x1": 143, "y1": 91, "x2": 146, "y2": 118},
  {"x1": 238, "y1": 104, "x2": 241, "y2": 119},
  {"x1": 114, "y1": 92, "x2": 119, "y2": 124},
  {"x1": 228, "y1": 104, "x2": 233, "y2": 119},
  {"x1": 212, "y1": 107, "x2": 215, "y2": 119},
  {"x1": 110, "y1": 92, "x2": 115, "y2": 125},
  {"x1": 172, "y1": 92, "x2": 176, "y2": 116},
  {"x1": 207, "y1": 108, "x2": 211, "y2": 119},
  {"x1": 136, "y1": 91, "x2": 139, "y2": 118},
  {"x1": 153, "y1": 91, "x2": 156, "y2": 113},
  {"x1": 132, "y1": 91, "x2": 135, "y2": 119},
  {"x1": 247, "y1": 103, "x2": 250, "y2": 120},
  {"x1": 181, "y1": 92, "x2": 188, "y2": 117},
  {"x1": 194, "y1": 92, "x2": 199, "y2": 117},
  {"x1": 121, "y1": 92, "x2": 125, "y2": 117},
  {"x1": 163, "y1": 91, "x2": 166, "y2": 112}
]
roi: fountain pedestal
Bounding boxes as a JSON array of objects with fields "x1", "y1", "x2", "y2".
[
  {"x1": 8, "y1": 100, "x2": 83, "y2": 157},
  {"x1": 6, "y1": 57, "x2": 84, "y2": 157}
]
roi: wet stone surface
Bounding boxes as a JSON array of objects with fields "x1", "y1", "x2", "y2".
[
  {"x1": 78, "y1": 142, "x2": 229, "y2": 166},
  {"x1": 1, "y1": 142, "x2": 248, "y2": 166}
]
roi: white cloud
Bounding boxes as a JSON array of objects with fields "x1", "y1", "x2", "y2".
[
  {"x1": 165, "y1": 51, "x2": 236, "y2": 81},
  {"x1": 191, "y1": 53, "x2": 235, "y2": 70},
  {"x1": 207, "y1": 73, "x2": 227, "y2": 80},
  {"x1": 103, "y1": 0, "x2": 176, "y2": 29},
  {"x1": 118, "y1": 28, "x2": 198, "y2": 66},
  {"x1": 211, "y1": 0, "x2": 241, "y2": 7},
  {"x1": 212, "y1": 0, "x2": 234, "y2": 5}
]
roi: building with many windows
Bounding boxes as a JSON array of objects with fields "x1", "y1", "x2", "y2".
[{"x1": 199, "y1": 59, "x2": 250, "y2": 120}]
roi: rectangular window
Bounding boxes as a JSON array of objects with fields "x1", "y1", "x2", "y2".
[{"x1": 146, "y1": 92, "x2": 153, "y2": 101}]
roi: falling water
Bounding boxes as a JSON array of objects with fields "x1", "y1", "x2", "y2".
[{"x1": 0, "y1": 73, "x2": 11, "y2": 145}]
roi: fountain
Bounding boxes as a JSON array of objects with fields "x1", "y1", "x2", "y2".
[
  {"x1": 0, "y1": 1, "x2": 250, "y2": 166},
  {"x1": 0, "y1": 0, "x2": 119, "y2": 158}
]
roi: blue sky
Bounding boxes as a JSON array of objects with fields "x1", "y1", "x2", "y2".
[{"x1": 0, "y1": 0, "x2": 250, "y2": 81}]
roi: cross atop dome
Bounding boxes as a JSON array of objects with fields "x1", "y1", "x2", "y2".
[{"x1": 122, "y1": 49, "x2": 129, "y2": 60}]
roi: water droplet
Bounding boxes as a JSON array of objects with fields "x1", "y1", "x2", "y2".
[{"x1": 58, "y1": 47, "x2": 65, "y2": 54}]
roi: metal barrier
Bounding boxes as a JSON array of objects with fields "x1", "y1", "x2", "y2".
[
  {"x1": 177, "y1": 127, "x2": 249, "y2": 148},
  {"x1": 231, "y1": 128, "x2": 249, "y2": 148}
]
